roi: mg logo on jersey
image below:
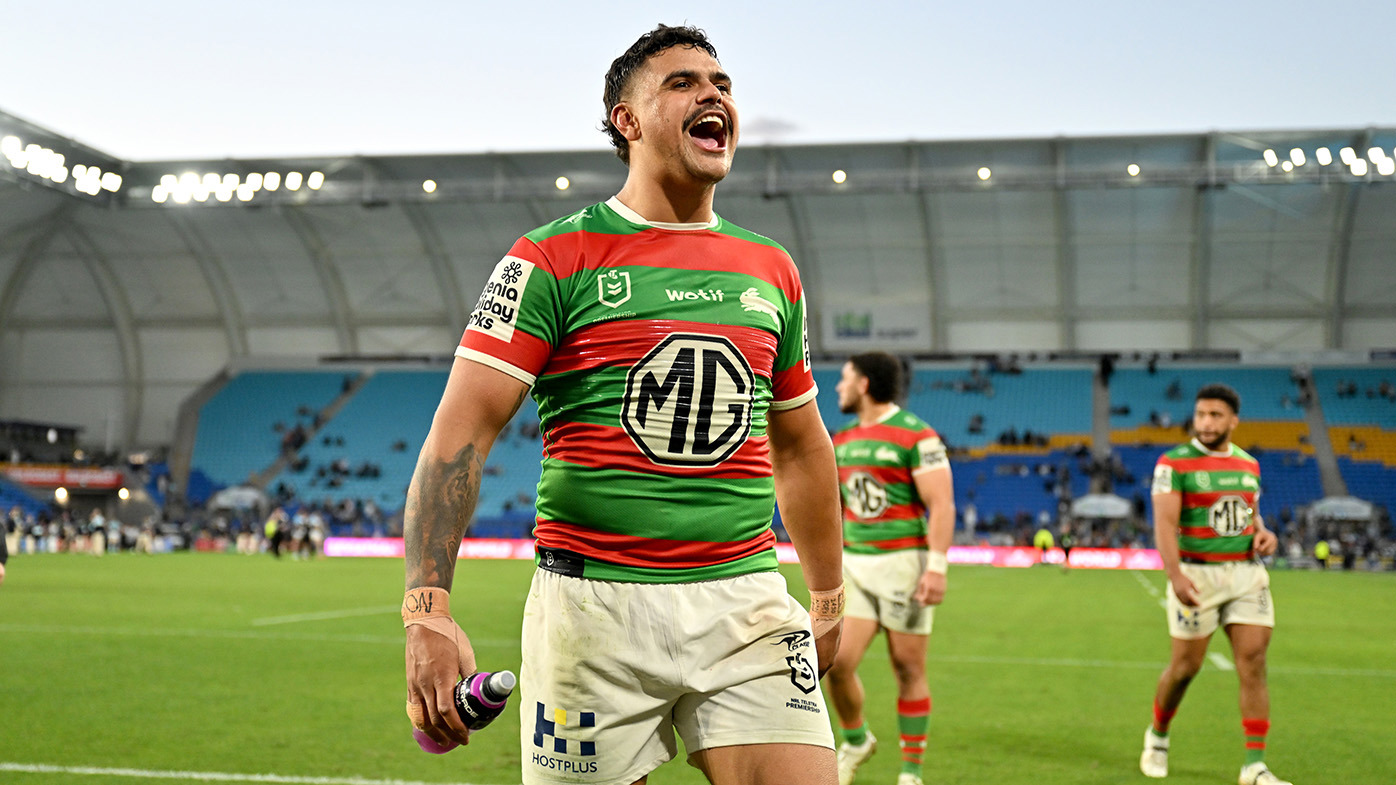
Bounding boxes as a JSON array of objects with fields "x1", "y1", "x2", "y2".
[
  {"x1": 622, "y1": 334, "x2": 754, "y2": 467},
  {"x1": 1208, "y1": 495, "x2": 1251, "y2": 537},
  {"x1": 845, "y1": 471, "x2": 889, "y2": 519},
  {"x1": 598, "y1": 270, "x2": 631, "y2": 308}
]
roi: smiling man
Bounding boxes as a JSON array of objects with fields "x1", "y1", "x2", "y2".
[{"x1": 401, "y1": 24, "x2": 843, "y2": 785}]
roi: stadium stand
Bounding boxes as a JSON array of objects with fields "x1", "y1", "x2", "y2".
[
  {"x1": 189, "y1": 371, "x2": 354, "y2": 498},
  {"x1": 1108, "y1": 366, "x2": 1305, "y2": 430}
]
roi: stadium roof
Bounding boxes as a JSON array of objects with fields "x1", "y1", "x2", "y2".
[{"x1": 2, "y1": 108, "x2": 1394, "y2": 449}]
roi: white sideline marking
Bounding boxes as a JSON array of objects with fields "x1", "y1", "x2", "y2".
[
  {"x1": 0, "y1": 762, "x2": 506, "y2": 785},
  {"x1": 252, "y1": 605, "x2": 401, "y2": 626},
  {"x1": 1208, "y1": 652, "x2": 1236, "y2": 671},
  {"x1": 1132, "y1": 570, "x2": 1168, "y2": 609},
  {"x1": 928, "y1": 653, "x2": 1396, "y2": 679}
]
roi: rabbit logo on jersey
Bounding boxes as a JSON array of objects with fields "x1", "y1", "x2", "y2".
[
  {"x1": 467, "y1": 256, "x2": 534, "y2": 342},
  {"x1": 622, "y1": 334, "x2": 754, "y2": 467}
]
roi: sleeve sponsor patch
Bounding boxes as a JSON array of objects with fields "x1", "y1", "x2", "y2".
[
  {"x1": 466, "y1": 256, "x2": 534, "y2": 343},
  {"x1": 1151, "y1": 463, "x2": 1174, "y2": 496},
  {"x1": 917, "y1": 436, "x2": 949, "y2": 471}
]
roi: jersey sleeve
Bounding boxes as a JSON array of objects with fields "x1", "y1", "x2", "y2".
[
  {"x1": 455, "y1": 237, "x2": 561, "y2": 386},
  {"x1": 1151, "y1": 455, "x2": 1181, "y2": 496},
  {"x1": 768, "y1": 262, "x2": 816, "y2": 411},
  {"x1": 911, "y1": 427, "x2": 950, "y2": 475}
]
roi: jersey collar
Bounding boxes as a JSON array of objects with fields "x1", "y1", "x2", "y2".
[
  {"x1": 606, "y1": 196, "x2": 719, "y2": 231},
  {"x1": 1190, "y1": 437, "x2": 1234, "y2": 458}
]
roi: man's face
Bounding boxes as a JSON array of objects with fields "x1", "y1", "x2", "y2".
[
  {"x1": 620, "y1": 45, "x2": 737, "y2": 184},
  {"x1": 836, "y1": 362, "x2": 865, "y2": 414},
  {"x1": 1192, "y1": 398, "x2": 1238, "y2": 450}
]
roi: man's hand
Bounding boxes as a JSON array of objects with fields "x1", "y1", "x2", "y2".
[
  {"x1": 913, "y1": 569, "x2": 946, "y2": 606},
  {"x1": 1168, "y1": 571, "x2": 1200, "y2": 607},
  {"x1": 1253, "y1": 527, "x2": 1279, "y2": 557},
  {"x1": 405, "y1": 620, "x2": 477, "y2": 748}
]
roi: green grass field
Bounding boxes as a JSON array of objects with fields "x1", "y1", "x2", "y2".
[{"x1": 2, "y1": 553, "x2": 1393, "y2": 785}]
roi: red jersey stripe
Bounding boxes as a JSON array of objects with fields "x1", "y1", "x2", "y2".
[
  {"x1": 1166, "y1": 455, "x2": 1260, "y2": 474},
  {"x1": 532, "y1": 230, "x2": 803, "y2": 304},
  {"x1": 848, "y1": 535, "x2": 927, "y2": 551},
  {"x1": 534, "y1": 519, "x2": 776, "y2": 568},
  {"x1": 832, "y1": 423, "x2": 929, "y2": 449},
  {"x1": 458, "y1": 325, "x2": 552, "y2": 374},
  {"x1": 1180, "y1": 525, "x2": 1255, "y2": 539},
  {"x1": 1179, "y1": 548, "x2": 1253, "y2": 562},
  {"x1": 842, "y1": 502, "x2": 925, "y2": 522},
  {"x1": 1182, "y1": 490, "x2": 1258, "y2": 507},
  {"x1": 543, "y1": 320, "x2": 779, "y2": 377},
  {"x1": 838, "y1": 465, "x2": 921, "y2": 485},
  {"x1": 543, "y1": 421, "x2": 772, "y2": 479}
]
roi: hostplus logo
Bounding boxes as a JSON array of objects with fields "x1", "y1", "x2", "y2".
[{"x1": 531, "y1": 702, "x2": 598, "y2": 776}]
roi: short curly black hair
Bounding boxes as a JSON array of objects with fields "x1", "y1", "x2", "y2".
[
  {"x1": 602, "y1": 24, "x2": 719, "y2": 165},
  {"x1": 848, "y1": 352, "x2": 904, "y2": 404},
  {"x1": 1196, "y1": 383, "x2": 1241, "y2": 414}
]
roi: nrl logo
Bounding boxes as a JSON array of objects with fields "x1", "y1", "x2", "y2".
[{"x1": 598, "y1": 270, "x2": 631, "y2": 308}]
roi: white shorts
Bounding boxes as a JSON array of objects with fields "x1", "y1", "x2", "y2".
[
  {"x1": 843, "y1": 550, "x2": 934, "y2": 636},
  {"x1": 1166, "y1": 561, "x2": 1274, "y2": 640},
  {"x1": 520, "y1": 569, "x2": 835, "y2": 785}
]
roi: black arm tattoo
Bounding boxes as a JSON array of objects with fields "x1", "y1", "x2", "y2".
[{"x1": 404, "y1": 441, "x2": 484, "y2": 591}]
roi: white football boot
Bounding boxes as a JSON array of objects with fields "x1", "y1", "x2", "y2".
[
  {"x1": 836, "y1": 730, "x2": 877, "y2": 785},
  {"x1": 1239, "y1": 761, "x2": 1293, "y2": 785},
  {"x1": 1139, "y1": 727, "x2": 1169, "y2": 778}
]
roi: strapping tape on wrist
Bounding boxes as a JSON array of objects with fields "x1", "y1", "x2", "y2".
[
  {"x1": 403, "y1": 587, "x2": 451, "y2": 627},
  {"x1": 925, "y1": 550, "x2": 949, "y2": 575},
  {"x1": 808, "y1": 584, "x2": 845, "y2": 639}
]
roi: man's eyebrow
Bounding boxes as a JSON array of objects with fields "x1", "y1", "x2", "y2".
[{"x1": 662, "y1": 68, "x2": 733, "y2": 85}]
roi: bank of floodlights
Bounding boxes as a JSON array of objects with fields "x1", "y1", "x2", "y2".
[
  {"x1": 1261, "y1": 143, "x2": 1396, "y2": 178},
  {"x1": 150, "y1": 168, "x2": 325, "y2": 204},
  {"x1": 2, "y1": 133, "x2": 122, "y2": 196}
]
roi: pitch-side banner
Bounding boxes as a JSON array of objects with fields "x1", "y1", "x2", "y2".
[
  {"x1": 324, "y1": 538, "x2": 1163, "y2": 570},
  {"x1": 820, "y1": 301, "x2": 932, "y2": 353}
]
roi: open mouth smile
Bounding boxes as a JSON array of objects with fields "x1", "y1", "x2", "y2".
[{"x1": 687, "y1": 112, "x2": 729, "y2": 153}]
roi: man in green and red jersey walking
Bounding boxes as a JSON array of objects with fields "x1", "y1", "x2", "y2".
[
  {"x1": 1140, "y1": 383, "x2": 1291, "y2": 785},
  {"x1": 825, "y1": 353, "x2": 954, "y2": 785},
  {"x1": 402, "y1": 24, "x2": 845, "y2": 785}
]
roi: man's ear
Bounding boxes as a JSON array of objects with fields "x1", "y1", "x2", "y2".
[{"x1": 612, "y1": 104, "x2": 641, "y2": 143}]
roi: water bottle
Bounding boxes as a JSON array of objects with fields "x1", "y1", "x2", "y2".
[
  {"x1": 454, "y1": 670, "x2": 516, "y2": 730},
  {"x1": 412, "y1": 670, "x2": 517, "y2": 753}
]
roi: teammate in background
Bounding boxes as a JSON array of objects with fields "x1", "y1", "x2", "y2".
[
  {"x1": 825, "y1": 353, "x2": 955, "y2": 785},
  {"x1": 402, "y1": 24, "x2": 844, "y2": 785},
  {"x1": 1140, "y1": 384, "x2": 1291, "y2": 785}
]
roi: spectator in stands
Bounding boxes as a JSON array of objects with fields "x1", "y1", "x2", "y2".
[{"x1": 1165, "y1": 378, "x2": 1182, "y2": 401}]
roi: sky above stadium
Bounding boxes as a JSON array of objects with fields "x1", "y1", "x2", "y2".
[{"x1": 4, "y1": 0, "x2": 1393, "y2": 161}]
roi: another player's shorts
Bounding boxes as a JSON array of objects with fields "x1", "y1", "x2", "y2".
[
  {"x1": 520, "y1": 568, "x2": 835, "y2": 785},
  {"x1": 843, "y1": 549, "x2": 934, "y2": 635},
  {"x1": 1166, "y1": 560, "x2": 1274, "y2": 640}
]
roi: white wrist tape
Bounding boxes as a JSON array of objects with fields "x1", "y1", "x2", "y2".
[{"x1": 925, "y1": 550, "x2": 949, "y2": 575}]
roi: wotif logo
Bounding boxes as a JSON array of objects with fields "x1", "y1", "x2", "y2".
[{"x1": 666, "y1": 288, "x2": 725, "y2": 302}]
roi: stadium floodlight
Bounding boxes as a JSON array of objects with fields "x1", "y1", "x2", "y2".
[
  {"x1": 151, "y1": 185, "x2": 169, "y2": 204},
  {"x1": 1378, "y1": 158, "x2": 1396, "y2": 177},
  {"x1": 307, "y1": 171, "x2": 325, "y2": 190},
  {"x1": 1351, "y1": 159, "x2": 1369, "y2": 176},
  {"x1": 1280, "y1": 161, "x2": 1294, "y2": 172},
  {"x1": 264, "y1": 172, "x2": 281, "y2": 191},
  {"x1": 1315, "y1": 147, "x2": 1333, "y2": 166},
  {"x1": 1339, "y1": 147, "x2": 1357, "y2": 165},
  {"x1": 1262, "y1": 149, "x2": 1278, "y2": 167},
  {"x1": 118, "y1": 487, "x2": 130, "y2": 501},
  {"x1": 423, "y1": 179, "x2": 437, "y2": 193},
  {"x1": 173, "y1": 188, "x2": 191, "y2": 204},
  {"x1": 221, "y1": 173, "x2": 239, "y2": 189},
  {"x1": 1289, "y1": 148, "x2": 1305, "y2": 166},
  {"x1": 1368, "y1": 146, "x2": 1386, "y2": 162},
  {"x1": 285, "y1": 171, "x2": 303, "y2": 191},
  {"x1": 160, "y1": 174, "x2": 177, "y2": 189},
  {"x1": 0, "y1": 135, "x2": 19, "y2": 157},
  {"x1": 832, "y1": 169, "x2": 847, "y2": 184},
  {"x1": 54, "y1": 487, "x2": 69, "y2": 504},
  {"x1": 201, "y1": 172, "x2": 219, "y2": 188},
  {"x1": 237, "y1": 184, "x2": 254, "y2": 201},
  {"x1": 1127, "y1": 163, "x2": 1140, "y2": 177},
  {"x1": 246, "y1": 172, "x2": 263, "y2": 191},
  {"x1": 977, "y1": 166, "x2": 991, "y2": 180},
  {"x1": 101, "y1": 172, "x2": 122, "y2": 192},
  {"x1": 555, "y1": 176, "x2": 570, "y2": 190}
]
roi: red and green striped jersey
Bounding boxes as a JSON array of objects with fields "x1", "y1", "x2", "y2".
[
  {"x1": 457, "y1": 198, "x2": 816, "y2": 583},
  {"x1": 832, "y1": 406, "x2": 949, "y2": 555},
  {"x1": 1151, "y1": 439, "x2": 1261, "y2": 563}
]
